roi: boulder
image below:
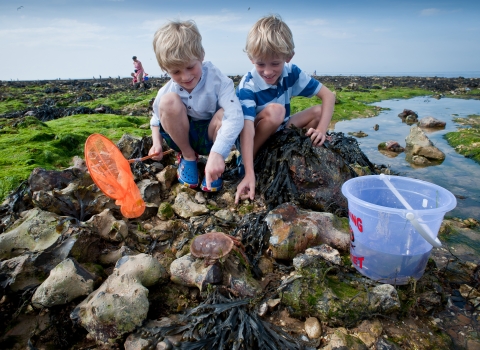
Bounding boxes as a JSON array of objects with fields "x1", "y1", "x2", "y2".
[
  {"x1": 32, "y1": 258, "x2": 95, "y2": 308},
  {"x1": 71, "y1": 253, "x2": 167, "y2": 342},
  {"x1": 0, "y1": 209, "x2": 61, "y2": 260},
  {"x1": 418, "y1": 116, "x2": 446, "y2": 128},
  {"x1": 170, "y1": 253, "x2": 222, "y2": 291},
  {"x1": 265, "y1": 203, "x2": 349, "y2": 260},
  {"x1": 172, "y1": 192, "x2": 209, "y2": 218},
  {"x1": 369, "y1": 284, "x2": 400, "y2": 313},
  {"x1": 378, "y1": 141, "x2": 404, "y2": 152},
  {"x1": 137, "y1": 179, "x2": 161, "y2": 205},
  {"x1": 86, "y1": 209, "x2": 128, "y2": 242}
]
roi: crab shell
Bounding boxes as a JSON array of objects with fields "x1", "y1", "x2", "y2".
[{"x1": 190, "y1": 232, "x2": 237, "y2": 260}]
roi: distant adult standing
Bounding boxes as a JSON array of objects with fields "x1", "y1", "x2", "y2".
[{"x1": 132, "y1": 56, "x2": 145, "y2": 83}]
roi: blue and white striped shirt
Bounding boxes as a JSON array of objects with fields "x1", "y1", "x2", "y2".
[{"x1": 236, "y1": 63, "x2": 322, "y2": 124}]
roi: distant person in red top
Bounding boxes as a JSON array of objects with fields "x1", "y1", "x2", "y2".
[{"x1": 132, "y1": 56, "x2": 145, "y2": 83}]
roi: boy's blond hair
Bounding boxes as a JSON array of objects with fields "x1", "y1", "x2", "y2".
[
  {"x1": 153, "y1": 20, "x2": 205, "y2": 71},
  {"x1": 245, "y1": 14, "x2": 295, "y2": 60}
]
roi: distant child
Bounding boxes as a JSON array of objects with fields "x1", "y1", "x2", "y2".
[
  {"x1": 148, "y1": 20, "x2": 244, "y2": 192},
  {"x1": 132, "y1": 56, "x2": 145, "y2": 83},
  {"x1": 235, "y1": 14, "x2": 336, "y2": 203},
  {"x1": 131, "y1": 72, "x2": 138, "y2": 85}
]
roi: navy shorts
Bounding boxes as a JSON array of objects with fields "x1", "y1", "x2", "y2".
[{"x1": 160, "y1": 117, "x2": 213, "y2": 156}]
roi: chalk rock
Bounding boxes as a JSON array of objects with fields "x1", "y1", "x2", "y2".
[
  {"x1": 116, "y1": 134, "x2": 143, "y2": 160},
  {"x1": 170, "y1": 253, "x2": 222, "y2": 291},
  {"x1": 405, "y1": 126, "x2": 445, "y2": 161},
  {"x1": 411, "y1": 144, "x2": 445, "y2": 161},
  {"x1": 266, "y1": 203, "x2": 349, "y2": 260},
  {"x1": 405, "y1": 125, "x2": 434, "y2": 147},
  {"x1": 322, "y1": 328, "x2": 367, "y2": 350},
  {"x1": 418, "y1": 116, "x2": 446, "y2": 128},
  {"x1": 293, "y1": 244, "x2": 343, "y2": 270},
  {"x1": 378, "y1": 141, "x2": 404, "y2": 152},
  {"x1": 172, "y1": 192, "x2": 209, "y2": 218},
  {"x1": 99, "y1": 245, "x2": 134, "y2": 265},
  {"x1": 369, "y1": 284, "x2": 400, "y2": 313},
  {"x1": 305, "y1": 316, "x2": 322, "y2": 339},
  {"x1": 155, "y1": 165, "x2": 177, "y2": 191},
  {"x1": 32, "y1": 258, "x2": 94, "y2": 308},
  {"x1": 70, "y1": 253, "x2": 167, "y2": 342},
  {"x1": 86, "y1": 209, "x2": 128, "y2": 242},
  {"x1": 353, "y1": 319, "x2": 383, "y2": 348},
  {"x1": 0, "y1": 209, "x2": 61, "y2": 260},
  {"x1": 137, "y1": 179, "x2": 161, "y2": 205},
  {"x1": 0, "y1": 254, "x2": 43, "y2": 291}
]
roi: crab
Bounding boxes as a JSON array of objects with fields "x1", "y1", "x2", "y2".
[{"x1": 190, "y1": 231, "x2": 249, "y2": 266}]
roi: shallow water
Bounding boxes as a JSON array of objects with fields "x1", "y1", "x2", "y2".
[{"x1": 334, "y1": 96, "x2": 480, "y2": 221}]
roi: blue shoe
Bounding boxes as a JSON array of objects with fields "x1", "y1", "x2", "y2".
[
  {"x1": 177, "y1": 153, "x2": 199, "y2": 188},
  {"x1": 201, "y1": 176, "x2": 223, "y2": 192},
  {"x1": 236, "y1": 154, "x2": 245, "y2": 176}
]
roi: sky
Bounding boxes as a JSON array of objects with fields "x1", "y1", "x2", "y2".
[{"x1": 1, "y1": 0, "x2": 479, "y2": 81}]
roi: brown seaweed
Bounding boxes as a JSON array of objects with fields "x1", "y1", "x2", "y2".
[{"x1": 146, "y1": 288, "x2": 306, "y2": 350}]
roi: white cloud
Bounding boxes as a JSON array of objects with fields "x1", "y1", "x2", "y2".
[
  {"x1": 420, "y1": 8, "x2": 441, "y2": 16},
  {"x1": 141, "y1": 13, "x2": 243, "y2": 33},
  {"x1": 0, "y1": 18, "x2": 110, "y2": 47}
]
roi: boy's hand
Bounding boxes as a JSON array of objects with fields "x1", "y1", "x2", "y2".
[
  {"x1": 204, "y1": 152, "x2": 225, "y2": 190},
  {"x1": 235, "y1": 173, "x2": 255, "y2": 204},
  {"x1": 148, "y1": 145, "x2": 163, "y2": 161},
  {"x1": 306, "y1": 128, "x2": 328, "y2": 147}
]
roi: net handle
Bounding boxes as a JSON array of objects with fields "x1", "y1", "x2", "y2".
[{"x1": 127, "y1": 149, "x2": 174, "y2": 163}]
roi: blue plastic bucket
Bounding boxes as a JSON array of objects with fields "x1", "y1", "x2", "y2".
[{"x1": 341, "y1": 174, "x2": 456, "y2": 284}]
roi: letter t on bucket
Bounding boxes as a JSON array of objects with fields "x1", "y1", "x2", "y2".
[{"x1": 341, "y1": 175, "x2": 456, "y2": 284}]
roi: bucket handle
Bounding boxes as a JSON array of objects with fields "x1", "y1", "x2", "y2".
[{"x1": 379, "y1": 174, "x2": 442, "y2": 248}]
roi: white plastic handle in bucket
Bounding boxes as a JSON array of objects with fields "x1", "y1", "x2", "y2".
[{"x1": 379, "y1": 174, "x2": 442, "y2": 248}]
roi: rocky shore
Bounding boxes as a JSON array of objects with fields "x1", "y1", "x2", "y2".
[{"x1": 1, "y1": 76, "x2": 480, "y2": 349}]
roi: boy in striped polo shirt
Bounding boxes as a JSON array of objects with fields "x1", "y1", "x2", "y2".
[{"x1": 235, "y1": 14, "x2": 336, "y2": 203}]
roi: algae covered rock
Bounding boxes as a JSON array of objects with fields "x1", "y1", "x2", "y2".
[
  {"x1": 0, "y1": 209, "x2": 61, "y2": 260},
  {"x1": 70, "y1": 253, "x2": 167, "y2": 342}
]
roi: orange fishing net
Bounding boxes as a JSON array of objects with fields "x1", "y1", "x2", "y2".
[{"x1": 84, "y1": 134, "x2": 151, "y2": 218}]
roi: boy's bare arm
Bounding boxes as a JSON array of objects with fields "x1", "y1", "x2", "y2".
[
  {"x1": 235, "y1": 120, "x2": 256, "y2": 203},
  {"x1": 204, "y1": 151, "x2": 225, "y2": 190},
  {"x1": 306, "y1": 85, "x2": 335, "y2": 146},
  {"x1": 148, "y1": 126, "x2": 164, "y2": 160}
]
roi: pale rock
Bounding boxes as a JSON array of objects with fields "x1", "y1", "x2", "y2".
[
  {"x1": 86, "y1": 209, "x2": 128, "y2": 242},
  {"x1": 32, "y1": 258, "x2": 94, "y2": 308},
  {"x1": 0, "y1": 209, "x2": 61, "y2": 260},
  {"x1": 70, "y1": 254, "x2": 167, "y2": 342},
  {"x1": 369, "y1": 284, "x2": 400, "y2": 313},
  {"x1": 304, "y1": 316, "x2": 322, "y2": 339},
  {"x1": 172, "y1": 192, "x2": 209, "y2": 218},
  {"x1": 137, "y1": 179, "x2": 161, "y2": 205},
  {"x1": 266, "y1": 203, "x2": 349, "y2": 260}
]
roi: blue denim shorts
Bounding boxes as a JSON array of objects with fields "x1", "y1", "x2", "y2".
[{"x1": 159, "y1": 117, "x2": 213, "y2": 156}]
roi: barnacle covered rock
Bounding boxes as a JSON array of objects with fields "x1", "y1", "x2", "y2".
[{"x1": 70, "y1": 253, "x2": 167, "y2": 342}]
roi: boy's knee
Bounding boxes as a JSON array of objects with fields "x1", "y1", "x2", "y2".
[
  {"x1": 159, "y1": 92, "x2": 183, "y2": 112},
  {"x1": 312, "y1": 104, "x2": 323, "y2": 121},
  {"x1": 262, "y1": 103, "x2": 285, "y2": 124}
]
